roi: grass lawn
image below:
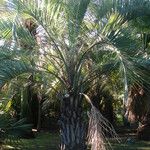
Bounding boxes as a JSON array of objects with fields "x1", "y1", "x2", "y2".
[
  {"x1": 112, "y1": 140, "x2": 150, "y2": 150},
  {"x1": 1, "y1": 132, "x2": 150, "y2": 150},
  {"x1": 112, "y1": 142, "x2": 150, "y2": 150},
  {"x1": 112, "y1": 134, "x2": 150, "y2": 150},
  {"x1": 1, "y1": 132, "x2": 60, "y2": 150}
]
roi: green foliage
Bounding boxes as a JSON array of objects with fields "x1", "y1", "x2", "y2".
[
  {"x1": 0, "y1": 0, "x2": 148, "y2": 95},
  {"x1": 0, "y1": 114, "x2": 32, "y2": 143},
  {"x1": 0, "y1": 59, "x2": 31, "y2": 88}
]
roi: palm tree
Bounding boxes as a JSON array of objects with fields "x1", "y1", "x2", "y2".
[{"x1": 1, "y1": 0, "x2": 150, "y2": 149}]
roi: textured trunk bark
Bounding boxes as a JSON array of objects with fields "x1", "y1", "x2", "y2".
[{"x1": 59, "y1": 95, "x2": 87, "y2": 150}]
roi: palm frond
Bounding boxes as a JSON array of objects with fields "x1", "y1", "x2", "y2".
[
  {"x1": 0, "y1": 114, "x2": 32, "y2": 143},
  {"x1": 0, "y1": 47, "x2": 32, "y2": 88},
  {"x1": 0, "y1": 60, "x2": 31, "y2": 88}
]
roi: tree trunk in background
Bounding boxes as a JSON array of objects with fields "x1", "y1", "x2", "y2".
[
  {"x1": 103, "y1": 98, "x2": 114, "y2": 125},
  {"x1": 31, "y1": 93, "x2": 39, "y2": 128},
  {"x1": 59, "y1": 95, "x2": 87, "y2": 150},
  {"x1": 92, "y1": 93, "x2": 114, "y2": 125},
  {"x1": 137, "y1": 114, "x2": 150, "y2": 140},
  {"x1": 20, "y1": 86, "x2": 32, "y2": 121},
  {"x1": 37, "y1": 93, "x2": 42, "y2": 131}
]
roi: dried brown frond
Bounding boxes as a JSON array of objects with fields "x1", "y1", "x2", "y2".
[{"x1": 81, "y1": 93, "x2": 120, "y2": 150}]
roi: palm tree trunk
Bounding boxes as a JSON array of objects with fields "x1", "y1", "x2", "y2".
[
  {"x1": 137, "y1": 114, "x2": 150, "y2": 140},
  {"x1": 37, "y1": 97, "x2": 41, "y2": 131},
  {"x1": 36, "y1": 92, "x2": 42, "y2": 131},
  {"x1": 59, "y1": 95, "x2": 87, "y2": 150}
]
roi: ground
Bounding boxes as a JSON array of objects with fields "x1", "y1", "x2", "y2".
[
  {"x1": 1, "y1": 132, "x2": 150, "y2": 150},
  {"x1": 1, "y1": 132, "x2": 59, "y2": 150}
]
